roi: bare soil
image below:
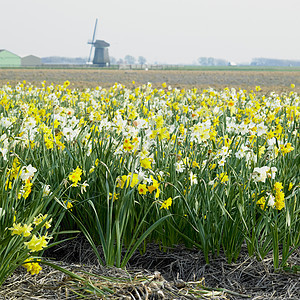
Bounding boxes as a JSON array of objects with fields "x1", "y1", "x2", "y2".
[
  {"x1": 1, "y1": 69, "x2": 300, "y2": 93},
  {"x1": 1, "y1": 236, "x2": 299, "y2": 299}
]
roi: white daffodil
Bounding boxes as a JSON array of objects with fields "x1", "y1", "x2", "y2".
[{"x1": 20, "y1": 164, "x2": 37, "y2": 181}]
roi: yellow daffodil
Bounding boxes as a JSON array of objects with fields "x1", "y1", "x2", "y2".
[
  {"x1": 160, "y1": 197, "x2": 172, "y2": 210},
  {"x1": 68, "y1": 167, "x2": 82, "y2": 187}
]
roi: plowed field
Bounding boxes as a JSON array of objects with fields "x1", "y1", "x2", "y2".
[{"x1": 1, "y1": 69, "x2": 300, "y2": 92}]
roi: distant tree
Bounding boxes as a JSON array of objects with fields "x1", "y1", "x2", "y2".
[
  {"x1": 207, "y1": 57, "x2": 215, "y2": 66},
  {"x1": 110, "y1": 56, "x2": 117, "y2": 64},
  {"x1": 117, "y1": 58, "x2": 124, "y2": 64},
  {"x1": 138, "y1": 56, "x2": 147, "y2": 65},
  {"x1": 250, "y1": 57, "x2": 300, "y2": 67},
  {"x1": 198, "y1": 57, "x2": 208, "y2": 66},
  {"x1": 198, "y1": 57, "x2": 221, "y2": 66},
  {"x1": 41, "y1": 56, "x2": 86, "y2": 64},
  {"x1": 124, "y1": 55, "x2": 136, "y2": 64},
  {"x1": 214, "y1": 58, "x2": 229, "y2": 66}
]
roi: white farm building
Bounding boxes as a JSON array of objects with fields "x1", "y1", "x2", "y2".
[{"x1": 21, "y1": 55, "x2": 42, "y2": 67}]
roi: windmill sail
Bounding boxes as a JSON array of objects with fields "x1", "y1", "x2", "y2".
[{"x1": 88, "y1": 18, "x2": 98, "y2": 63}]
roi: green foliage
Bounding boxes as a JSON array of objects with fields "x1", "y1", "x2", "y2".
[{"x1": 0, "y1": 81, "x2": 299, "y2": 287}]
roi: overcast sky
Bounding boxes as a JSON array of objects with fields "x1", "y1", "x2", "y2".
[{"x1": 1, "y1": 0, "x2": 300, "y2": 64}]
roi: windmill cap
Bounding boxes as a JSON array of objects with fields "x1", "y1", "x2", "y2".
[{"x1": 94, "y1": 40, "x2": 110, "y2": 47}]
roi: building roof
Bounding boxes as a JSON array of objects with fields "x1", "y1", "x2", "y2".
[
  {"x1": 94, "y1": 40, "x2": 110, "y2": 48},
  {"x1": 22, "y1": 55, "x2": 41, "y2": 59},
  {"x1": 0, "y1": 49, "x2": 20, "y2": 57}
]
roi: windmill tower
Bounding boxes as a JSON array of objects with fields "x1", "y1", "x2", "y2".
[{"x1": 87, "y1": 19, "x2": 110, "y2": 67}]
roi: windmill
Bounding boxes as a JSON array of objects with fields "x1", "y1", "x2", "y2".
[{"x1": 87, "y1": 18, "x2": 110, "y2": 67}]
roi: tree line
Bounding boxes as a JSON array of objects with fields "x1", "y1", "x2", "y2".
[
  {"x1": 41, "y1": 55, "x2": 300, "y2": 67},
  {"x1": 110, "y1": 55, "x2": 147, "y2": 65}
]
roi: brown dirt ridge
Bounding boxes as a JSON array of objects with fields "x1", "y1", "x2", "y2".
[{"x1": 1, "y1": 237, "x2": 299, "y2": 299}]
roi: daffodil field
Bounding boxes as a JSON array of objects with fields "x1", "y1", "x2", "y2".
[{"x1": 0, "y1": 81, "x2": 299, "y2": 285}]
